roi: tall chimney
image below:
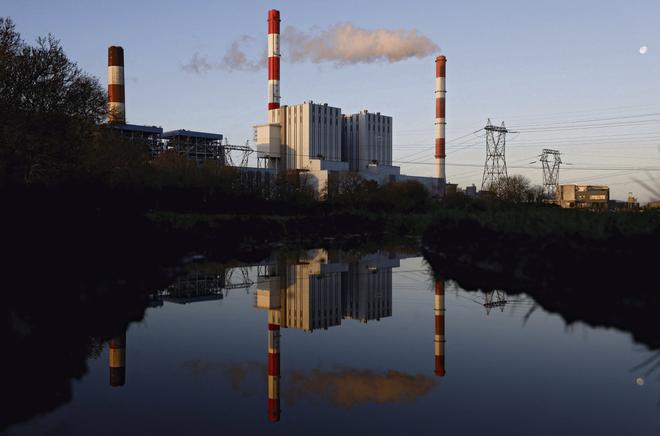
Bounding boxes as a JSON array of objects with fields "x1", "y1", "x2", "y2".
[
  {"x1": 434, "y1": 280, "x2": 446, "y2": 377},
  {"x1": 267, "y1": 10, "x2": 281, "y2": 115},
  {"x1": 267, "y1": 322, "x2": 281, "y2": 422},
  {"x1": 108, "y1": 46, "x2": 126, "y2": 124},
  {"x1": 435, "y1": 55, "x2": 446, "y2": 180}
]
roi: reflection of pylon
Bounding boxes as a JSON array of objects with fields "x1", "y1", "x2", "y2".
[
  {"x1": 483, "y1": 290, "x2": 507, "y2": 315},
  {"x1": 481, "y1": 119, "x2": 510, "y2": 190},
  {"x1": 434, "y1": 280, "x2": 446, "y2": 377}
]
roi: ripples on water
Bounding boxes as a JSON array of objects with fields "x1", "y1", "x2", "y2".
[{"x1": 6, "y1": 248, "x2": 660, "y2": 435}]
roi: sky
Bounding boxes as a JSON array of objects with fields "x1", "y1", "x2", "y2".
[{"x1": 4, "y1": 0, "x2": 660, "y2": 201}]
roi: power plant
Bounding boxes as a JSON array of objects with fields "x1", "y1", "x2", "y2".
[
  {"x1": 104, "y1": 8, "x2": 451, "y2": 197},
  {"x1": 254, "y1": 9, "x2": 445, "y2": 196}
]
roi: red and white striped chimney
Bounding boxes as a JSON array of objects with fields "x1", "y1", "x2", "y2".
[
  {"x1": 267, "y1": 10, "x2": 281, "y2": 114},
  {"x1": 108, "y1": 46, "x2": 126, "y2": 124},
  {"x1": 435, "y1": 55, "x2": 446, "y2": 180},
  {"x1": 434, "y1": 280, "x2": 446, "y2": 377},
  {"x1": 267, "y1": 322, "x2": 281, "y2": 422}
]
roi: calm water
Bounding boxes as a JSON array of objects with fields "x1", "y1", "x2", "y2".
[{"x1": 8, "y1": 249, "x2": 660, "y2": 435}]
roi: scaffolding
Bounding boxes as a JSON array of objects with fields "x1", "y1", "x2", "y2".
[
  {"x1": 108, "y1": 123, "x2": 164, "y2": 158},
  {"x1": 162, "y1": 129, "x2": 225, "y2": 165}
]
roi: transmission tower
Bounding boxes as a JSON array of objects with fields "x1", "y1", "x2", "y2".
[
  {"x1": 481, "y1": 119, "x2": 510, "y2": 190},
  {"x1": 222, "y1": 139, "x2": 254, "y2": 168},
  {"x1": 539, "y1": 149, "x2": 562, "y2": 198}
]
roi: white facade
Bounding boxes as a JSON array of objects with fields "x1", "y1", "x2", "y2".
[
  {"x1": 265, "y1": 101, "x2": 343, "y2": 170},
  {"x1": 342, "y1": 110, "x2": 393, "y2": 171}
]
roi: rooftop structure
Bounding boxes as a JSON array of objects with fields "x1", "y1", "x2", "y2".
[
  {"x1": 162, "y1": 129, "x2": 225, "y2": 165},
  {"x1": 556, "y1": 184, "x2": 609, "y2": 210}
]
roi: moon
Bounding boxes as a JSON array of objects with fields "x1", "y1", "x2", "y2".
[{"x1": 639, "y1": 46, "x2": 648, "y2": 55}]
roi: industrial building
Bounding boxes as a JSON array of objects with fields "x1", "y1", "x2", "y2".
[
  {"x1": 105, "y1": 9, "x2": 451, "y2": 197},
  {"x1": 255, "y1": 9, "x2": 446, "y2": 197},
  {"x1": 105, "y1": 46, "x2": 229, "y2": 165},
  {"x1": 556, "y1": 184, "x2": 610, "y2": 210}
]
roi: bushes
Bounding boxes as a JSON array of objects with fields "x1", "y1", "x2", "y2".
[{"x1": 327, "y1": 173, "x2": 433, "y2": 214}]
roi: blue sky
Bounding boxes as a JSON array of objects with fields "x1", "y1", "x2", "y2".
[{"x1": 5, "y1": 0, "x2": 660, "y2": 200}]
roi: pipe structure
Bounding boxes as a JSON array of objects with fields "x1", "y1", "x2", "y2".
[
  {"x1": 267, "y1": 10, "x2": 281, "y2": 112},
  {"x1": 108, "y1": 333, "x2": 126, "y2": 387},
  {"x1": 267, "y1": 322, "x2": 281, "y2": 422},
  {"x1": 434, "y1": 280, "x2": 446, "y2": 377},
  {"x1": 435, "y1": 55, "x2": 446, "y2": 180},
  {"x1": 107, "y1": 46, "x2": 126, "y2": 124}
]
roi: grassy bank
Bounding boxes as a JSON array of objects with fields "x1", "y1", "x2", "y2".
[{"x1": 422, "y1": 204, "x2": 660, "y2": 292}]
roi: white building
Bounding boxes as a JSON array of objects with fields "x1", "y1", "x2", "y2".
[
  {"x1": 342, "y1": 110, "x2": 393, "y2": 171},
  {"x1": 255, "y1": 101, "x2": 441, "y2": 197}
]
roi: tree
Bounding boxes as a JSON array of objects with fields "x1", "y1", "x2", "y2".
[
  {"x1": 488, "y1": 175, "x2": 533, "y2": 204},
  {"x1": 0, "y1": 17, "x2": 106, "y2": 184}
]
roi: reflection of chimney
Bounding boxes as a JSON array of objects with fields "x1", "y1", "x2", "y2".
[
  {"x1": 109, "y1": 333, "x2": 126, "y2": 387},
  {"x1": 107, "y1": 46, "x2": 126, "y2": 124},
  {"x1": 267, "y1": 10, "x2": 281, "y2": 113},
  {"x1": 435, "y1": 55, "x2": 446, "y2": 181},
  {"x1": 434, "y1": 280, "x2": 446, "y2": 377},
  {"x1": 267, "y1": 322, "x2": 280, "y2": 422}
]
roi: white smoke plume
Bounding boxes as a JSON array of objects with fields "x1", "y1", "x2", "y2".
[
  {"x1": 283, "y1": 23, "x2": 439, "y2": 65},
  {"x1": 182, "y1": 24, "x2": 438, "y2": 74},
  {"x1": 181, "y1": 35, "x2": 265, "y2": 74}
]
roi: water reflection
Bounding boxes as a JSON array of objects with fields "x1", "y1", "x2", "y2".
[
  {"x1": 256, "y1": 249, "x2": 399, "y2": 422},
  {"x1": 6, "y1": 247, "x2": 660, "y2": 434},
  {"x1": 108, "y1": 333, "x2": 126, "y2": 387}
]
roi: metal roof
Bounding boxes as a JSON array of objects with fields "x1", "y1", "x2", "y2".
[
  {"x1": 162, "y1": 129, "x2": 223, "y2": 140},
  {"x1": 109, "y1": 123, "x2": 163, "y2": 134}
]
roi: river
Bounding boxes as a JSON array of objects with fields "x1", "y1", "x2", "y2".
[{"x1": 5, "y1": 247, "x2": 660, "y2": 435}]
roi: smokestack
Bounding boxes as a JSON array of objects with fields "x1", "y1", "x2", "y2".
[
  {"x1": 267, "y1": 10, "x2": 281, "y2": 114},
  {"x1": 434, "y1": 280, "x2": 445, "y2": 377},
  {"x1": 435, "y1": 55, "x2": 446, "y2": 180},
  {"x1": 267, "y1": 322, "x2": 281, "y2": 422},
  {"x1": 109, "y1": 333, "x2": 126, "y2": 387},
  {"x1": 108, "y1": 46, "x2": 126, "y2": 124}
]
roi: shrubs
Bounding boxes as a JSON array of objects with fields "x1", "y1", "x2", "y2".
[{"x1": 328, "y1": 173, "x2": 433, "y2": 214}]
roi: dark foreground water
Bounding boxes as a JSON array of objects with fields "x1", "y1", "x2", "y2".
[{"x1": 7, "y1": 249, "x2": 660, "y2": 435}]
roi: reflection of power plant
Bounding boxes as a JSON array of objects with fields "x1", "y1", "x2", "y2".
[
  {"x1": 108, "y1": 333, "x2": 126, "y2": 387},
  {"x1": 256, "y1": 249, "x2": 398, "y2": 422},
  {"x1": 158, "y1": 266, "x2": 254, "y2": 304}
]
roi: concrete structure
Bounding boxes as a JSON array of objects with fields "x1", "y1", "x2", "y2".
[
  {"x1": 107, "y1": 46, "x2": 125, "y2": 124},
  {"x1": 557, "y1": 184, "x2": 609, "y2": 210},
  {"x1": 342, "y1": 110, "x2": 393, "y2": 170},
  {"x1": 435, "y1": 55, "x2": 447, "y2": 181}
]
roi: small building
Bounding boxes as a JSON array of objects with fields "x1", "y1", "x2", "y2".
[{"x1": 556, "y1": 184, "x2": 609, "y2": 210}]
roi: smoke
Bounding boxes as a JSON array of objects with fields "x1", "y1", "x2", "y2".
[
  {"x1": 181, "y1": 52, "x2": 216, "y2": 74},
  {"x1": 284, "y1": 368, "x2": 437, "y2": 408},
  {"x1": 181, "y1": 35, "x2": 265, "y2": 74},
  {"x1": 283, "y1": 23, "x2": 439, "y2": 65},
  {"x1": 182, "y1": 23, "x2": 438, "y2": 74}
]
